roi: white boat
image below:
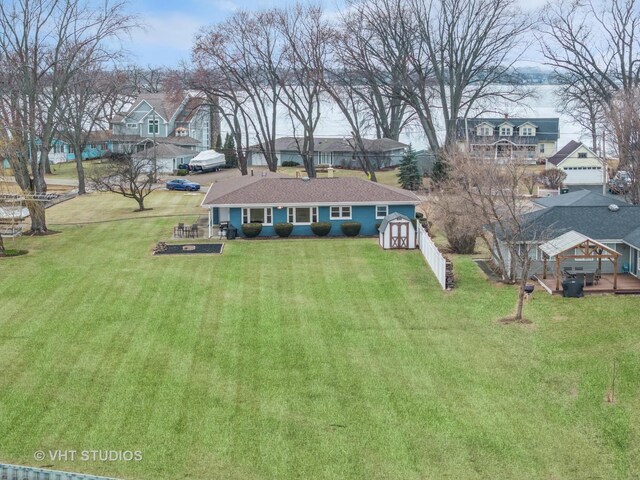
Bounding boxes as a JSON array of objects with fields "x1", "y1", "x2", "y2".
[{"x1": 188, "y1": 150, "x2": 226, "y2": 173}]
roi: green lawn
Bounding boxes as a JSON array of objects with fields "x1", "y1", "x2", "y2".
[{"x1": 1, "y1": 194, "x2": 639, "y2": 479}]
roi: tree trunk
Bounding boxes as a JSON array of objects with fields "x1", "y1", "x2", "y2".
[
  {"x1": 74, "y1": 144, "x2": 86, "y2": 194},
  {"x1": 136, "y1": 197, "x2": 145, "y2": 211},
  {"x1": 0, "y1": 234, "x2": 5, "y2": 256},
  {"x1": 515, "y1": 278, "x2": 527, "y2": 322},
  {"x1": 26, "y1": 200, "x2": 47, "y2": 233}
]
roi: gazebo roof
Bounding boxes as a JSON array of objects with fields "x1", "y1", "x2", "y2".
[{"x1": 539, "y1": 230, "x2": 618, "y2": 258}]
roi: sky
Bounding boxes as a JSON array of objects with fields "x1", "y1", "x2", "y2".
[
  {"x1": 125, "y1": 0, "x2": 549, "y2": 67},
  {"x1": 125, "y1": 0, "x2": 344, "y2": 66}
]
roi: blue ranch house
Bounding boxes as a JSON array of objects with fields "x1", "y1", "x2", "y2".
[{"x1": 201, "y1": 173, "x2": 420, "y2": 238}]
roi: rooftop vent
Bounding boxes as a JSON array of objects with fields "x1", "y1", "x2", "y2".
[{"x1": 608, "y1": 204, "x2": 620, "y2": 212}]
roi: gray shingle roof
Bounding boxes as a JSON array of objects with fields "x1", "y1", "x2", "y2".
[
  {"x1": 379, "y1": 212, "x2": 411, "y2": 232},
  {"x1": 250, "y1": 137, "x2": 407, "y2": 153},
  {"x1": 533, "y1": 190, "x2": 627, "y2": 208},
  {"x1": 133, "y1": 144, "x2": 195, "y2": 160},
  {"x1": 456, "y1": 117, "x2": 560, "y2": 142},
  {"x1": 517, "y1": 205, "x2": 640, "y2": 247},
  {"x1": 546, "y1": 140, "x2": 582, "y2": 166},
  {"x1": 202, "y1": 176, "x2": 420, "y2": 206}
]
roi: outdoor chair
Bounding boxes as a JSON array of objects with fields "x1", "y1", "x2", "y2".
[
  {"x1": 594, "y1": 269, "x2": 601, "y2": 285},
  {"x1": 177, "y1": 223, "x2": 185, "y2": 237},
  {"x1": 585, "y1": 272, "x2": 595, "y2": 287},
  {"x1": 191, "y1": 224, "x2": 199, "y2": 238}
]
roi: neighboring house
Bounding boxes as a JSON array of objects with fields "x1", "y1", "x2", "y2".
[
  {"x1": 456, "y1": 117, "x2": 559, "y2": 162},
  {"x1": 201, "y1": 174, "x2": 420, "y2": 237},
  {"x1": 132, "y1": 144, "x2": 197, "y2": 174},
  {"x1": 546, "y1": 140, "x2": 607, "y2": 185},
  {"x1": 247, "y1": 137, "x2": 407, "y2": 169},
  {"x1": 493, "y1": 204, "x2": 640, "y2": 279},
  {"x1": 109, "y1": 92, "x2": 213, "y2": 153},
  {"x1": 532, "y1": 189, "x2": 627, "y2": 210}
]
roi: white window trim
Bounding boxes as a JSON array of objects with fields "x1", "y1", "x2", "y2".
[
  {"x1": 242, "y1": 207, "x2": 273, "y2": 225},
  {"x1": 375, "y1": 205, "x2": 388, "y2": 219},
  {"x1": 500, "y1": 126, "x2": 513, "y2": 136},
  {"x1": 330, "y1": 205, "x2": 352, "y2": 220},
  {"x1": 148, "y1": 119, "x2": 159, "y2": 135},
  {"x1": 288, "y1": 206, "x2": 318, "y2": 225}
]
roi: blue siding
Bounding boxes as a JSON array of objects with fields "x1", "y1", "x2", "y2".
[{"x1": 227, "y1": 204, "x2": 416, "y2": 237}]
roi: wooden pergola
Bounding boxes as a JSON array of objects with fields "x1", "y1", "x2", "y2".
[{"x1": 540, "y1": 231, "x2": 620, "y2": 291}]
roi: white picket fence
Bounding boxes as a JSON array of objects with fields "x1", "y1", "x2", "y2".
[{"x1": 416, "y1": 223, "x2": 448, "y2": 289}]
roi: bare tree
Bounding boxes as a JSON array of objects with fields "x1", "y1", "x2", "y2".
[
  {"x1": 604, "y1": 89, "x2": 640, "y2": 204},
  {"x1": 90, "y1": 153, "x2": 159, "y2": 211},
  {"x1": 537, "y1": 169, "x2": 567, "y2": 190},
  {"x1": 540, "y1": 0, "x2": 640, "y2": 165},
  {"x1": 333, "y1": 4, "x2": 414, "y2": 142},
  {"x1": 446, "y1": 152, "x2": 549, "y2": 321},
  {"x1": 193, "y1": 10, "x2": 284, "y2": 174},
  {"x1": 0, "y1": 0, "x2": 137, "y2": 233},
  {"x1": 274, "y1": 4, "x2": 330, "y2": 178},
  {"x1": 125, "y1": 65, "x2": 167, "y2": 94},
  {"x1": 349, "y1": 0, "x2": 530, "y2": 166},
  {"x1": 56, "y1": 69, "x2": 129, "y2": 194}
]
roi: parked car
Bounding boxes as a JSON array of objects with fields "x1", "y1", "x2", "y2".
[
  {"x1": 608, "y1": 171, "x2": 632, "y2": 194},
  {"x1": 166, "y1": 179, "x2": 201, "y2": 191}
]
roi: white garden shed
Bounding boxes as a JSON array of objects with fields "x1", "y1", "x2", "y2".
[{"x1": 379, "y1": 212, "x2": 416, "y2": 249}]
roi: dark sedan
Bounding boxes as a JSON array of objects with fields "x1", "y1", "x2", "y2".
[{"x1": 166, "y1": 179, "x2": 201, "y2": 191}]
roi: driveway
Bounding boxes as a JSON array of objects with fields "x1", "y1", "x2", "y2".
[{"x1": 160, "y1": 167, "x2": 272, "y2": 187}]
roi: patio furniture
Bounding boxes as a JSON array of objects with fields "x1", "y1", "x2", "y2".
[
  {"x1": 174, "y1": 223, "x2": 185, "y2": 238},
  {"x1": 594, "y1": 269, "x2": 601, "y2": 285},
  {"x1": 574, "y1": 266, "x2": 583, "y2": 271},
  {"x1": 190, "y1": 224, "x2": 199, "y2": 238}
]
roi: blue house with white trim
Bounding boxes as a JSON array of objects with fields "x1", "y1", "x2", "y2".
[{"x1": 201, "y1": 174, "x2": 420, "y2": 238}]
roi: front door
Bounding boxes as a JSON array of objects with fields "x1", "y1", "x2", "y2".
[{"x1": 390, "y1": 222, "x2": 408, "y2": 249}]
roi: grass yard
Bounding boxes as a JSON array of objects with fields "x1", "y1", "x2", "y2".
[{"x1": 1, "y1": 193, "x2": 640, "y2": 479}]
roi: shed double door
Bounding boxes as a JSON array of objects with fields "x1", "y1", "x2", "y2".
[{"x1": 390, "y1": 221, "x2": 409, "y2": 249}]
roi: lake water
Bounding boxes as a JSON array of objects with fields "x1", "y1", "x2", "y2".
[{"x1": 222, "y1": 84, "x2": 585, "y2": 151}]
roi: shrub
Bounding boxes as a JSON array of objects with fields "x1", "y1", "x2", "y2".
[
  {"x1": 310, "y1": 222, "x2": 332, "y2": 236},
  {"x1": 281, "y1": 160, "x2": 300, "y2": 167},
  {"x1": 274, "y1": 222, "x2": 294, "y2": 237},
  {"x1": 341, "y1": 221, "x2": 361, "y2": 237},
  {"x1": 241, "y1": 223, "x2": 263, "y2": 238},
  {"x1": 537, "y1": 169, "x2": 567, "y2": 189},
  {"x1": 176, "y1": 169, "x2": 187, "y2": 176},
  {"x1": 415, "y1": 211, "x2": 424, "y2": 219},
  {"x1": 375, "y1": 222, "x2": 382, "y2": 232}
]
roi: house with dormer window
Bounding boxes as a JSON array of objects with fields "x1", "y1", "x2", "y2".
[{"x1": 456, "y1": 117, "x2": 559, "y2": 163}]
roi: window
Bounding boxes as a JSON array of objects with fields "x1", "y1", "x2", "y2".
[
  {"x1": 539, "y1": 143, "x2": 545, "y2": 153},
  {"x1": 288, "y1": 207, "x2": 318, "y2": 224},
  {"x1": 499, "y1": 126, "x2": 512, "y2": 136},
  {"x1": 477, "y1": 125, "x2": 492, "y2": 136},
  {"x1": 376, "y1": 205, "x2": 388, "y2": 219},
  {"x1": 126, "y1": 123, "x2": 137, "y2": 129},
  {"x1": 330, "y1": 206, "x2": 351, "y2": 219},
  {"x1": 148, "y1": 119, "x2": 159, "y2": 134},
  {"x1": 520, "y1": 126, "x2": 534, "y2": 136},
  {"x1": 242, "y1": 207, "x2": 272, "y2": 225},
  {"x1": 578, "y1": 152, "x2": 587, "y2": 158}
]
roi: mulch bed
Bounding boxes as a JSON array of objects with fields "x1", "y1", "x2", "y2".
[{"x1": 153, "y1": 243, "x2": 224, "y2": 255}]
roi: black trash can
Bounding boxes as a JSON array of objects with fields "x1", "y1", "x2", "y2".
[
  {"x1": 562, "y1": 279, "x2": 584, "y2": 297},
  {"x1": 226, "y1": 226, "x2": 238, "y2": 240}
]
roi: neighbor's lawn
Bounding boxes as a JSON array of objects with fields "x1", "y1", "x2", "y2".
[
  {"x1": 1, "y1": 195, "x2": 639, "y2": 479},
  {"x1": 276, "y1": 166, "x2": 405, "y2": 187}
]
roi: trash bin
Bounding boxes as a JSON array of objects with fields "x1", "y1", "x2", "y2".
[
  {"x1": 560, "y1": 187, "x2": 570, "y2": 194},
  {"x1": 226, "y1": 226, "x2": 238, "y2": 240}
]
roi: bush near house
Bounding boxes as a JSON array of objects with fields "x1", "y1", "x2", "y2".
[
  {"x1": 274, "y1": 222, "x2": 294, "y2": 237},
  {"x1": 176, "y1": 169, "x2": 187, "y2": 176},
  {"x1": 241, "y1": 223, "x2": 263, "y2": 237},
  {"x1": 281, "y1": 160, "x2": 300, "y2": 167},
  {"x1": 341, "y1": 221, "x2": 361, "y2": 237},
  {"x1": 310, "y1": 222, "x2": 332, "y2": 236}
]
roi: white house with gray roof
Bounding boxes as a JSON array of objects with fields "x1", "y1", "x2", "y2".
[{"x1": 456, "y1": 117, "x2": 559, "y2": 163}]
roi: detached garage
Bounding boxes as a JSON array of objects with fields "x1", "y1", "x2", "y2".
[{"x1": 546, "y1": 140, "x2": 607, "y2": 186}]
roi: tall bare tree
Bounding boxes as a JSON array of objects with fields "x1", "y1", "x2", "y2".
[
  {"x1": 56, "y1": 69, "x2": 129, "y2": 194},
  {"x1": 540, "y1": 0, "x2": 640, "y2": 166},
  {"x1": 0, "y1": 0, "x2": 137, "y2": 233},
  {"x1": 273, "y1": 4, "x2": 329, "y2": 178},
  {"x1": 193, "y1": 10, "x2": 284, "y2": 174},
  {"x1": 350, "y1": 0, "x2": 530, "y2": 163}
]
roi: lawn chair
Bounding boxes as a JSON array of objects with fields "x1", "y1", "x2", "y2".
[
  {"x1": 190, "y1": 224, "x2": 199, "y2": 238},
  {"x1": 594, "y1": 269, "x2": 601, "y2": 285},
  {"x1": 585, "y1": 272, "x2": 595, "y2": 286},
  {"x1": 174, "y1": 223, "x2": 185, "y2": 238}
]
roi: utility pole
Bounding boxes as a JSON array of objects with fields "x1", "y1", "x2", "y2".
[
  {"x1": 602, "y1": 131, "x2": 607, "y2": 196},
  {"x1": 152, "y1": 108, "x2": 157, "y2": 183}
]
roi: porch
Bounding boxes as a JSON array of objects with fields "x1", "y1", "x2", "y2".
[{"x1": 536, "y1": 273, "x2": 640, "y2": 295}]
